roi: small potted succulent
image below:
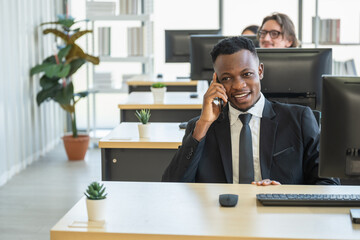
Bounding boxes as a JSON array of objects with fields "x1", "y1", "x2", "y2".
[
  {"x1": 84, "y1": 182, "x2": 107, "y2": 222},
  {"x1": 135, "y1": 109, "x2": 151, "y2": 138},
  {"x1": 150, "y1": 82, "x2": 167, "y2": 103}
]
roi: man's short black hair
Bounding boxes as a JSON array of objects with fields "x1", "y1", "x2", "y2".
[{"x1": 210, "y1": 36, "x2": 258, "y2": 63}]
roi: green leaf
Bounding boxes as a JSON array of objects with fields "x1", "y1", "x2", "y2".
[
  {"x1": 58, "y1": 64, "x2": 71, "y2": 78},
  {"x1": 58, "y1": 45, "x2": 72, "y2": 60},
  {"x1": 43, "y1": 55, "x2": 57, "y2": 64},
  {"x1": 54, "y1": 82, "x2": 74, "y2": 106},
  {"x1": 57, "y1": 14, "x2": 74, "y2": 21},
  {"x1": 58, "y1": 18, "x2": 75, "y2": 28},
  {"x1": 74, "y1": 91, "x2": 88, "y2": 98},
  {"x1": 36, "y1": 84, "x2": 62, "y2": 106},
  {"x1": 67, "y1": 58, "x2": 86, "y2": 76},
  {"x1": 151, "y1": 82, "x2": 166, "y2": 88},
  {"x1": 72, "y1": 28, "x2": 81, "y2": 33},
  {"x1": 39, "y1": 75, "x2": 59, "y2": 90},
  {"x1": 30, "y1": 62, "x2": 53, "y2": 76},
  {"x1": 44, "y1": 64, "x2": 70, "y2": 78}
]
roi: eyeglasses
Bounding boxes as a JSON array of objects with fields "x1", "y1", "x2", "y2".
[{"x1": 258, "y1": 30, "x2": 282, "y2": 39}]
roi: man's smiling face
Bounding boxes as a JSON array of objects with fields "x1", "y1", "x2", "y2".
[{"x1": 214, "y1": 50, "x2": 263, "y2": 112}]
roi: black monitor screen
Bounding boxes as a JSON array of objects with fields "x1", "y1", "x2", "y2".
[
  {"x1": 190, "y1": 35, "x2": 227, "y2": 81},
  {"x1": 319, "y1": 76, "x2": 360, "y2": 180},
  {"x1": 257, "y1": 48, "x2": 332, "y2": 108},
  {"x1": 190, "y1": 35, "x2": 259, "y2": 82},
  {"x1": 165, "y1": 29, "x2": 220, "y2": 63}
]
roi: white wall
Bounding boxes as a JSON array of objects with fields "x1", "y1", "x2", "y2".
[{"x1": 0, "y1": 0, "x2": 65, "y2": 186}]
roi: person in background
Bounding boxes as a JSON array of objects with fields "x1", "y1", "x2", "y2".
[
  {"x1": 241, "y1": 25, "x2": 259, "y2": 35},
  {"x1": 258, "y1": 13, "x2": 299, "y2": 48},
  {"x1": 162, "y1": 36, "x2": 339, "y2": 186}
]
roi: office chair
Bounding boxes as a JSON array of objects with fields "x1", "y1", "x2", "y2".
[{"x1": 312, "y1": 110, "x2": 321, "y2": 127}]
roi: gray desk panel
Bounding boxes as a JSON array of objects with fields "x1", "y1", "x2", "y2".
[
  {"x1": 120, "y1": 109, "x2": 200, "y2": 122},
  {"x1": 129, "y1": 85, "x2": 197, "y2": 93},
  {"x1": 101, "y1": 148, "x2": 177, "y2": 181}
]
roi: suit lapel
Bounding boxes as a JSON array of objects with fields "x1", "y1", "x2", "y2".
[
  {"x1": 214, "y1": 106, "x2": 232, "y2": 183},
  {"x1": 260, "y1": 99, "x2": 278, "y2": 180}
]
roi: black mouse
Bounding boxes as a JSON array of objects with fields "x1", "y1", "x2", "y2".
[
  {"x1": 179, "y1": 122, "x2": 188, "y2": 129},
  {"x1": 219, "y1": 194, "x2": 238, "y2": 207},
  {"x1": 190, "y1": 93, "x2": 198, "y2": 98}
]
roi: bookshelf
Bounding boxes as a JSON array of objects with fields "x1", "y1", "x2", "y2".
[
  {"x1": 85, "y1": 0, "x2": 154, "y2": 140},
  {"x1": 301, "y1": 0, "x2": 360, "y2": 76}
]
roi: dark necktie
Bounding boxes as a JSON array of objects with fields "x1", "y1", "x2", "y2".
[{"x1": 238, "y1": 114, "x2": 254, "y2": 183}]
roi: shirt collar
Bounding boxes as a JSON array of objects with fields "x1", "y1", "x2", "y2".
[{"x1": 229, "y1": 93, "x2": 265, "y2": 125}]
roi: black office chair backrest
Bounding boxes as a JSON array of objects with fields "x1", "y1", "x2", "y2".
[{"x1": 312, "y1": 110, "x2": 321, "y2": 127}]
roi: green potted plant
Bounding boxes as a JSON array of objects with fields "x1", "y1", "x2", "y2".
[
  {"x1": 135, "y1": 109, "x2": 151, "y2": 138},
  {"x1": 150, "y1": 82, "x2": 167, "y2": 103},
  {"x1": 84, "y1": 182, "x2": 107, "y2": 222},
  {"x1": 30, "y1": 14, "x2": 100, "y2": 160}
]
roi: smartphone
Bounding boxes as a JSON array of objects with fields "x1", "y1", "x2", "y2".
[{"x1": 216, "y1": 77, "x2": 224, "y2": 112}]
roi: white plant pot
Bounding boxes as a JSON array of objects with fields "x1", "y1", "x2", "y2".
[
  {"x1": 151, "y1": 87, "x2": 166, "y2": 104},
  {"x1": 86, "y1": 198, "x2": 106, "y2": 222},
  {"x1": 138, "y1": 123, "x2": 151, "y2": 138}
]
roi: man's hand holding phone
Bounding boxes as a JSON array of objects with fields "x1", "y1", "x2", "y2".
[{"x1": 192, "y1": 73, "x2": 227, "y2": 141}]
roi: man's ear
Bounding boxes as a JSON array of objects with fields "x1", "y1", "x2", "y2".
[{"x1": 258, "y1": 63, "x2": 264, "y2": 80}]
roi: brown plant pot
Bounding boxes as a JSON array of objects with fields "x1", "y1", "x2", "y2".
[{"x1": 62, "y1": 134, "x2": 90, "y2": 161}]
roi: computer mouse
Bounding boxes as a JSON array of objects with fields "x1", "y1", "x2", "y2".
[
  {"x1": 190, "y1": 93, "x2": 198, "y2": 98},
  {"x1": 219, "y1": 194, "x2": 238, "y2": 207},
  {"x1": 179, "y1": 122, "x2": 188, "y2": 129}
]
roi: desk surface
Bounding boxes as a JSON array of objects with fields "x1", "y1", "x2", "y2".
[
  {"x1": 118, "y1": 92, "x2": 203, "y2": 109},
  {"x1": 99, "y1": 122, "x2": 184, "y2": 149},
  {"x1": 126, "y1": 75, "x2": 198, "y2": 86},
  {"x1": 51, "y1": 182, "x2": 360, "y2": 240}
]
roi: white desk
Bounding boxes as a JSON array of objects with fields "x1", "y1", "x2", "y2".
[
  {"x1": 118, "y1": 92, "x2": 203, "y2": 122},
  {"x1": 51, "y1": 182, "x2": 360, "y2": 240},
  {"x1": 126, "y1": 75, "x2": 199, "y2": 93},
  {"x1": 99, "y1": 123, "x2": 184, "y2": 181}
]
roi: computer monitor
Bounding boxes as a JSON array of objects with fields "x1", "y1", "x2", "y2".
[
  {"x1": 190, "y1": 35, "x2": 259, "y2": 82},
  {"x1": 257, "y1": 48, "x2": 332, "y2": 109},
  {"x1": 165, "y1": 29, "x2": 220, "y2": 63},
  {"x1": 241, "y1": 34, "x2": 259, "y2": 47},
  {"x1": 319, "y1": 76, "x2": 360, "y2": 180},
  {"x1": 190, "y1": 35, "x2": 227, "y2": 81}
]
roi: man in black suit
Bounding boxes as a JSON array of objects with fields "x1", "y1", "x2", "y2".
[{"x1": 162, "y1": 36, "x2": 338, "y2": 185}]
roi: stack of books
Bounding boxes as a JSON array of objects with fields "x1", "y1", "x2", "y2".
[
  {"x1": 93, "y1": 72, "x2": 113, "y2": 89},
  {"x1": 312, "y1": 17, "x2": 340, "y2": 44},
  {"x1": 127, "y1": 26, "x2": 144, "y2": 56},
  {"x1": 333, "y1": 59, "x2": 357, "y2": 75},
  {"x1": 86, "y1": 2, "x2": 116, "y2": 17},
  {"x1": 119, "y1": 0, "x2": 139, "y2": 15},
  {"x1": 98, "y1": 27, "x2": 111, "y2": 56}
]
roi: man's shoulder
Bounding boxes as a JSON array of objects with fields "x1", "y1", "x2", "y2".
[{"x1": 265, "y1": 99, "x2": 315, "y2": 123}]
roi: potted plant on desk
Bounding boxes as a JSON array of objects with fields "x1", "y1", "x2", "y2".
[
  {"x1": 135, "y1": 109, "x2": 151, "y2": 139},
  {"x1": 30, "y1": 14, "x2": 100, "y2": 160},
  {"x1": 150, "y1": 82, "x2": 166, "y2": 103},
  {"x1": 84, "y1": 182, "x2": 107, "y2": 222}
]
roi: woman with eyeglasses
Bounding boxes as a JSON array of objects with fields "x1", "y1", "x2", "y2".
[{"x1": 258, "y1": 13, "x2": 299, "y2": 48}]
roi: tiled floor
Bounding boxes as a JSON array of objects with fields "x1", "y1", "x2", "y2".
[{"x1": 0, "y1": 145, "x2": 101, "y2": 240}]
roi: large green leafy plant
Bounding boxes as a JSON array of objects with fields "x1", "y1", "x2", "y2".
[{"x1": 30, "y1": 15, "x2": 99, "y2": 138}]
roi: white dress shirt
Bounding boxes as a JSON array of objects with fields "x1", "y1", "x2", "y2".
[{"x1": 228, "y1": 93, "x2": 265, "y2": 183}]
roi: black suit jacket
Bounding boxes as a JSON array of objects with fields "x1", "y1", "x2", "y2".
[{"x1": 162, "y1": 99, "x2": 339, "y2": 185}]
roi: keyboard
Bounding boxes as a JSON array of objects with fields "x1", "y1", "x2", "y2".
[{"x1": 257, "y1": 193, "x2": 360, "y2": 206}]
